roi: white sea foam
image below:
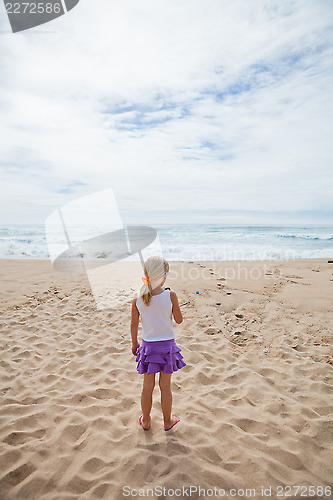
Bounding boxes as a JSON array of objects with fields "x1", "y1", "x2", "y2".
[{"x1": 0, "y1": 224, "x2": 332, "y2": 261}]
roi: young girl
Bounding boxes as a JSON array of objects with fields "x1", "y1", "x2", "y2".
[{"x1": 131, "y1": 256, "x2": 186, "y2": 431}]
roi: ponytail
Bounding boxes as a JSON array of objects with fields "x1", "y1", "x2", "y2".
[{"x1": 140, "y1": 277, "x2": 152, "y2": 306}]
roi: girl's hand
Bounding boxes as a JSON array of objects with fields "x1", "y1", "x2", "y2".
[{"x1": 132, "y1": 341, "x2": 140, "y2": 356}]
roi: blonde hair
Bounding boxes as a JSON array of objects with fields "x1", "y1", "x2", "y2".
[{"x1": 140, "y1": 256, "x2": 169, "y2": 306}]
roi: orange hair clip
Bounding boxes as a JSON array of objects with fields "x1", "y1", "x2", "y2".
[{"x1": 142, "y1": 276, "x2": 150, "y2": 285}]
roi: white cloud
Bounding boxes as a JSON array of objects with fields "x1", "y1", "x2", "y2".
[{"x1": 0, "y1": 0, "x2": 332, "y2": 224}]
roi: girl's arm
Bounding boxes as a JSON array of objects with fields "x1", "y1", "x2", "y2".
[
  {"x1": 131, "y1": 295, "x2": 140, "y2": 355},
  {"x1": 170, "y1": 291, "x2": 183, "y2": 324}
]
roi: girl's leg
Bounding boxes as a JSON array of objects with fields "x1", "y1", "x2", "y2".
[
  {"x1": 159, "y1": 372, "x2": 177, "y2": 430},
  {"x1": 141, "y1": 373, "x2": 155, "y2": 428}
]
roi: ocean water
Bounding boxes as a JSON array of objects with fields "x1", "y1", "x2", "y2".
[{"x1": 0, "y1": 223, "x2": 332, "y2": 261}]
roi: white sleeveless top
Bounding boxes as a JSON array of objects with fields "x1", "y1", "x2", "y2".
[{"x1": 136, "y1": 289, "x2": 175, "y2": 341}]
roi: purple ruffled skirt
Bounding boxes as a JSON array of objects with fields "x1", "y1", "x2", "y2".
[{"x1": 136, "y1": 338, "x2": 186, "y2": 375}]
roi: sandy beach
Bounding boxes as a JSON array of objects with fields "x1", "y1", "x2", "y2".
[{"x1": 0, "y1": 257, "x2": 332, "y2": 500}]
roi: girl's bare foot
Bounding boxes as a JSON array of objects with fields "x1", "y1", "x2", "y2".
[
  {"x1": 164, "y1": 415, "x2": 180, "y2": 431},
  {"x1": 139, "y1": 415, "x2": 151, "y2": 430}
]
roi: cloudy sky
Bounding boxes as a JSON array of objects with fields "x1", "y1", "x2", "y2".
[{"x1": 0, "y1": 0, "x2": 332, "y2": 226}]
